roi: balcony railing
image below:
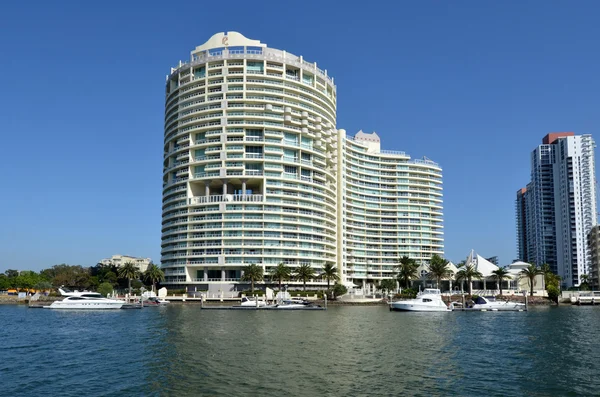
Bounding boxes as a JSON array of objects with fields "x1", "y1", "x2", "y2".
[{"x1": 189, "y1": 194, "x2": 264, "y2": 204}]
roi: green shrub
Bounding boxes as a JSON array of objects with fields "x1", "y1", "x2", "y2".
[
  {"x1": 394, "y1": 288, "x2": 417, "y2": 299},
  {"x1": 97, "y1": 282, "x2": 113, "y2": 297},
  {"x1": 546, "y1": 285, "x2": 560, "y2": 303},
  {"x1": 332, "y1": 283, "x2": 347, "y2": 298}
]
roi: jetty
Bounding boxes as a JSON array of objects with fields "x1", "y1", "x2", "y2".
[{"x1": 201, "y1": 305, "x2": 326, "y2": 311}]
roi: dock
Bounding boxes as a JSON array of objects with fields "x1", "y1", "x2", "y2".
[
  {"x1": 452, "y1": 307, "x2": 527, "y2": 312},
  {"x1": 201, "y1": 305, "x2": 325, "y2": 310}
]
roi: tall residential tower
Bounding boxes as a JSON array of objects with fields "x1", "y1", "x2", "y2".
[
  {"x1": 162, "y1": 32, "x2": 443, "y2": 292},
  {"x1": 516, "y1": 132, "x2": 597, "y2": 288}
]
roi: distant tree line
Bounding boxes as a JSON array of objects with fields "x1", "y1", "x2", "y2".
[{"x1": 0, "y1": 262, "x2": 164, "y2": 294}]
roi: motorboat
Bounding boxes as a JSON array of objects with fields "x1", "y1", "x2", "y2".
[
  {"x1": 239, "y1": 296, "x2": 267, "y2": 307},
  {"x1": 144, "y1": 296, "x2": 169, "y2": 306},
  {"x1": 45, "y1": 294, "x2": 124, "y2": 310},
  {"x1": 273, "y1": 298, "x2": 314, "y2": 309},
  {"x1": 470, "y1": 296, "x2": 525, "y2": 310},
  {"x1": 390, "y1": 289, "x2": 450, "y2": 312}
]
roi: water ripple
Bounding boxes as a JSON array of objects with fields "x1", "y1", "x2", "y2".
[{"x1": 2, "y1": 305, "x2": 600, "y2": 395}]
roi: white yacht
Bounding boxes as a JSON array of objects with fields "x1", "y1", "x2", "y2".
[
  {"x1": 239, "y1": 296, "x2": 267, "y2": 307},
  {"x1": 273, "y1": 298, "x2": 312, "y2": 309},
  {"x1": 470, "y1": 296, "x2": 525, "y2": 311},
  {"x1": 390, "y1": 289, "x2": 450, "y2": 312},
  {"x1": 45, "y1": 288, "x2": 124, "y2": 310}
]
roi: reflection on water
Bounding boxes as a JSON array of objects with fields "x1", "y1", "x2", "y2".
[{"x1": 1, "y1": 305, "x2": 600, "y2": 396}]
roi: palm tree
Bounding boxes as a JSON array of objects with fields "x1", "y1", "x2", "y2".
[
  {"x1": 320, "y1": 263, "x2": 340, "y2": 293},
  {"x1": 540, "y1": 263, "x2": 552, "y2": 290},
  {"x1": 581, "y1": 274, "x2": 590, "y2": 290},
  {"x1": 295, "y1": 264, "x2": 315, "y2": 291},
  {"x1": 118, "y1": 261, "x2": 139, "y2": 296},
  {"x1": 270, "y1": 263, "x2": 292, "y2": 292},
  {"x1": 455, "y1": 264, "x2": 483, "y2": 295},
  {"x1": 396, "y1": 256, "x2": 419, "y2": 289},
  {"x1": 144, "y1": 263, "x2": 165, "y2": 293},
  {"x1": 491, "y1": 268, "x2": 510, "y2": 296},
  {"x1": 520, "y1": 264, "x2": 541, "y2": 297},
  {"x1": 241, "y1": 264, "x2": 264, "y2": 293},
  {"x1": 426, "y1": 254, "x2": 452, "y2": 289},
  {"x1": 379, "y1": 279, "x2": 397, "y2": 298}
]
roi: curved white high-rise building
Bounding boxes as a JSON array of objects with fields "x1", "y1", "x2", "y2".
[
  {"x1": 162, "y1": 32, "x2": 443, "y2": 291},
  {"x1": 339, "y1": 131, "x2": 444, "y2": 288},
  {"x1": 162, "y1": 32, "x2": 338, "y2": 288}
]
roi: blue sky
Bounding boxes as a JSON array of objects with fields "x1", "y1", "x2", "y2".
[{"x1": 1, "y1": 0, "x2": 599, "y2": 271}]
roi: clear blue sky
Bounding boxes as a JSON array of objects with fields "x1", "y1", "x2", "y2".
[{"x1": 1, "y1": 0, "x2": 599, "y2": 271}]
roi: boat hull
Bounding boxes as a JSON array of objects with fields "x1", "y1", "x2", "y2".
[
  {"x1": 390, "y1": 302, "x2": 449, "y2": 312},
  {"x1": 45, "y1": 301, "x2": 124, "y2": 310},
  {"x1": 471, "y1": 303, "x2": 525, "y2": 310}
]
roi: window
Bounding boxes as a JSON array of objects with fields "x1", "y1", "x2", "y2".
[
  {"x1": 245, "y1": 146, "x2": 263, "y2": 154},
  {"x1": 194, "y1": 66, "x2": 206, "y2": 78}
]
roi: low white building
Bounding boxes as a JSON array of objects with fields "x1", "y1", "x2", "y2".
[
  {"x1": 99, "y1": 255, "x2": 152, "y2": 273},
  {"x1": 505, "y1": 261, "x2": 545, "y2": 294}
]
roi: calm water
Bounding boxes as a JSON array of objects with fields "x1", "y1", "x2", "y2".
[{"x1": 1, "y1": 304, "x2": 600, "y2": 396}]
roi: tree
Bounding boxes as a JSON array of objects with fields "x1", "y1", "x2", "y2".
[
  {"x1": 540, "y1": 264, "x2": 552, "y2": 290},
  {"x1": 91, "y1": 262, "x2": 120, "y2": 286},
  {"x1": 0, "y1": 274, "x2": 10, "y2": 290},
  {"x1": 43, "y1": 264, "x2": 91, "y2": 289},
  {"x1": 491, "y1": 268, "x2": 511, "y2": 296},
  {"x1": 520, "y1": 264, "x2": 541, "y2": 297},
  {"x1": 332, "y1": 283, "x2": 347, "y2": 299},
  {"x1": 119, "y1": 262, "x2": 140, "y2": 296},
  {"x1": 580, "y1": 274, "x2": 590, "y2": 290},
  {"x1": 14, "y1": 271, "x2": 41, "y2": 290},
  {"x1": 97, "y1": 282, "x2": 114, "y2": 297},
  {"x1": 144, "y1": 263, "x2": 165, "y2": 293},
  {"x1": 426, "y1": 255, "x2": 452, "y2": 289},
  {"x1": 5, "y1": 269, "x2": 19, "y2": 279},
  {"x1": 395, "y1": 256, "x2": 419, "y2": 289},
  {"x1": 33, "y1": 281, "x2": 52, "y2": 292},
  {"x1": 270, "y1": 263, "x2": 292, "y2": 292},
  {"x1": 320, "y1": 263, "x2": 340, "y2": 293},
  {"x1": 545, "y1": 273, "x2": 561, "y2": 289},
  {"x1": 379, "y1": 279, "x2": 397, "y2": 297},
  {"x1": 455, "y1": 265, "x2": 483, "y2": 295},
  {"x1": 241, "y1": 264, "x2": 264, "y2": 293},
  {"x1": 295, "y1": 264, "x2": 315, "y2": 291},
  {"x1": 546, "y1": 285, "x2": 560, "y2": 304}
]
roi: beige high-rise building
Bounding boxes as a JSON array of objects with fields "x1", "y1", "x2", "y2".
[
  {"x1": 161, "y1": 32, "x2": 443, "y2": 292},
  {"x1": 100, "y1": 255, "x2": 152, "y2": 273}
]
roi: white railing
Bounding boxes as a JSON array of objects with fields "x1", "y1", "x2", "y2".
[{"x1": 189, "y1": 194, "x2": 264, "y2": 204}]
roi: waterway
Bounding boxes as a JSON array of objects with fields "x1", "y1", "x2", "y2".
[{"x1": 1, "y1": 304, "x2": 599, "y2": 396}]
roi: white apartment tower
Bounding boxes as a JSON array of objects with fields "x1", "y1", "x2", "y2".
[
  {"x1": 161, "y1": 32, "x2": 443, "y2": 291},
  {"x1": 339, "y1": 131, "x2": 443, "y2": 288},
  {"x1": 516, "y1": 132, "x2": 597, "y2": 288}
]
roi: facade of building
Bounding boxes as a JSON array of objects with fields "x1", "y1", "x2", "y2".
[
  {"x1": 516, "y1": 132, "x2": 597, "y2": 288},
  {"x1": 100, "y1": 255, "x2": 152, "y2": 273},
  {"x1": 587, "y1": 225, "x2": 600, "y2": 289},
  {"x1": 161, "y1": 32, "x2": 443, "y2": 291},
  {"x1": 515, "y1": 187, "x2": 528, "y2": 263},
  {"x1": 340, "y1": 130, "x2": 443, "y2": 288}
]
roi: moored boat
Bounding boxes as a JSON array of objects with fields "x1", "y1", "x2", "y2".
[
  {"x1": 390, "y1": 289, "x2": 450, "y2": 312},
  {"x1": 470, "y1": 296, "x2": 525, "y2": 310},
  {"x1": 44, "y1": 287, "x2": 124, "y2": 310}
]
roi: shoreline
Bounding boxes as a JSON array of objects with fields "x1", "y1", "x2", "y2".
[{"x1": 0, "y1": 295, "x2": 560, "y2": 307}]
